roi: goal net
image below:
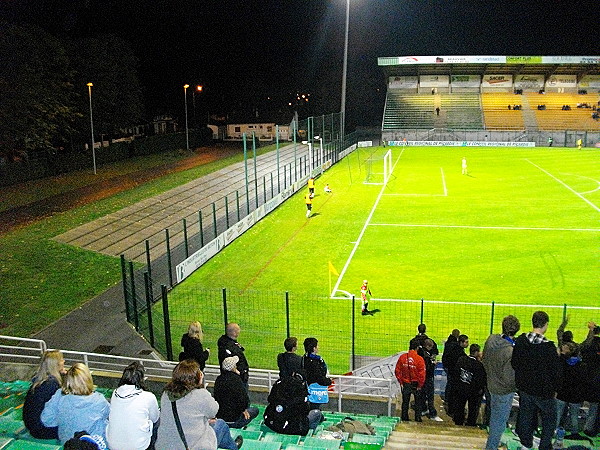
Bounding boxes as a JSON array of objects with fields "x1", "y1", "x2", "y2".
[{"x1": 364, "y1": 149, "x2": 392, "y2": 185}]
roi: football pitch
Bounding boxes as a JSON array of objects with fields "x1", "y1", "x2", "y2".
[{"x1": 164, "y1": 146, "x2": 599, "y2": 373}]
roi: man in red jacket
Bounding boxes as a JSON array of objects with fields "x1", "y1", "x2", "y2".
[{"x1": 395, "y1": 340, "x2": 426, "y2": 422}]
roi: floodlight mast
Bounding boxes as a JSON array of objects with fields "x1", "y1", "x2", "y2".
[{"x1": 340, "y1": 0, "x2": 350, "y2": 141}]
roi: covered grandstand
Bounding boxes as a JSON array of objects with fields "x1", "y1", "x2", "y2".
[{"x1": 379, "y1": 55, "x2": 600, "y2": 146}]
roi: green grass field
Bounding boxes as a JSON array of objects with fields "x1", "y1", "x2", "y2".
[{"x1": 165, "y1": 146, "x2": 600, "y2": 373}]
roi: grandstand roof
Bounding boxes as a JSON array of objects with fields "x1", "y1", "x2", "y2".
[{"x1": 378, "y1": 56, "x2": 600, "y2": 80}]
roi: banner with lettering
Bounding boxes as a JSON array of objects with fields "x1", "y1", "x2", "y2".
[{"x1": 482, "y1": 74, "x2": 513, "y2": 88}]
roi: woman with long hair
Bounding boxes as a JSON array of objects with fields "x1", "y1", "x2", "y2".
[
  {"x1": 41, "y1": 362, "x2": 110, "y2": 444},
  {"x1": 180, "y1": 321, "x2": 210, "y2": 371},
  {"x1": 107, "y1": 361, "x2": 160, "y2": 450},
  {"x1": 23, "y1": 350, "x2": 66, "y2": 439},
  {"x1": 155, "y1": 360, "x2": 242, "y2": 450}
]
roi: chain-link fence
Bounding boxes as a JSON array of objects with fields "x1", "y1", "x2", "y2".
[{"x1": 131, "y1": 285, "x2": 600, "y2": 375}]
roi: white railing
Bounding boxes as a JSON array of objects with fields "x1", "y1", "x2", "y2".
[{"x1": 0, "y1": 335, "x2": 397, "y2": 415}]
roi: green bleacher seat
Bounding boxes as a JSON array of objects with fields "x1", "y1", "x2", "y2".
[
  {"x1": 316, "y1": 429, "x2": 349, "y2": 441},
  {"x1": 343, "y1": 443, "x2": 382, "y2": 450},
  {"x1": 0, "y1": 416, "x2": 25, "y2": 438},
  {"x1": 302, "y1": 436, "x2": 342, "y2": 450},
  {"x1": 261, "y1": 432, "x2": 301, "y2": 446},
  {"x1": 229, "y1": 429, "x2": 262, "y2": 440},
  {"x1": 350, "y1": 434, "x2": 385, "y2": 446},
  {"x1": 285, "y1": 445, "x2": 327, "y2": 450},
  {"x1": 5, "y1": 441, "x2": 62, "y2": 450},
  {"x1": 0, "y1": 438, "x2": 13, "y2": 450},
  {"x1": 237, "y1": 438, "x2": 281, "y2": 450}
]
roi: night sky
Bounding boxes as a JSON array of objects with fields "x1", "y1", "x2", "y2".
[{"x1": 2, "y1": 0, "x2": 598, "y2": 127}]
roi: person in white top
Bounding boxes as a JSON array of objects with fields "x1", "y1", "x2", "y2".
[
  {"x1": 461, "y1": 157, "x2": 468, "y2": 175},
  {"x1": 106, "y1": 361, "x2": 160, "y2": 450}
]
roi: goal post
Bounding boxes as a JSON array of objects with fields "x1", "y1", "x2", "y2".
[{"x1": 364, "y1": 149, "x2": 393, "y2": 185}]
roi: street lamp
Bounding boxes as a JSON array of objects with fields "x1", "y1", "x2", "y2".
[
  {"x1": 183, "y1": 84, "x2": 190, "y2": 152},
  {"x1": 340, "y1": 0, "x2": 350, "y2": 140},
  {"x1": 192, "y1": 85, "x2": 203, "y2": 124},
  {"x1": 302, "y1": 140, "x2": 314, "y2": 172},
  {"x1": 315, "y1": 135, "x2": 324, "y2": 168},
  {"x1": 86, "y1": 82, "x2": 96, "y2": 175}
]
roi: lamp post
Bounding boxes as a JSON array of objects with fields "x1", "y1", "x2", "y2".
[
  {"x1": 315, "y1": 135, "x2": 323, "y2": 169},
  {"x1": 192, "y1": 85, "x2": 203, "y2": 125},
  {"x1": 86, "y1": 83, "x2": 96, "y2": 175},
  {"x1": 183, "y1": 84, "x2": 190, "y2": 152},
  {"x1": 340, "y1": 0, "x2": 350, "y2": 140}
]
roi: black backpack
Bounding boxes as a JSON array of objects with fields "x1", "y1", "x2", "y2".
[{"x1": 263, "y1": 374, "x2": 310, "y2": 435}]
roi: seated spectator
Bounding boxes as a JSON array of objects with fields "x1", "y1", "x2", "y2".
[
  {"x1": 453, "y1": 344, "x2": 486, "y2": 426},
  {"x1": 264, "y1": 372, "x2": 323, "y2": 435},
  {"x1": 179, "y1": 321, "x2": 209, "y2": 371},
  {"x1": 23, "y1": 350, "x2": 66, "y2": 439},
  {"x1": 63, "y1": 431, "x2": 107, "y2": 450},
  {"x1": 277, "y1": 336, "x2": 303, "y2": 378},
  {"x1": 302, "y1": 337, "x2": 332, "y2": 409},
  {"x1": 41, "y1": 363, "x2": 110, "y2": 444},
  {"x1": 155, "y1": 360, "x2": 242, "y2": 450},
  {"x1": 214, "y1": 356, "x2": 259, "y2": 428},
  {"x1": 106, "y1": 361, "x2": 160, "y2": 450},
  {"x1": 556, "y1": 342, "x2": 586, "y2": 436}
]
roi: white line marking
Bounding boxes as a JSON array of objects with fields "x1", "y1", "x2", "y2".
[
  {"x1": 328, "y1": 297, "x2": 600, "y2": 309},
  {"x1": 331, "y1": 148, "x2": 405, "y2": 297},
  {"x1": 526, "y1": 159, "x2": 600, "y2": 212},
  {"x1": 441, "y1": 167, "x2": 448, "y2": 196},
  {"x1": 368, "y1": 223, "x2": 599, "y2": 232}
]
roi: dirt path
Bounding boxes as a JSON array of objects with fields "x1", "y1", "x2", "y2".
[{"x1": 0, "y1": 146, "x2": 240, "y2": 234}]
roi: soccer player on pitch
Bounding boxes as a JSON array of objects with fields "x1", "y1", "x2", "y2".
[
  {"x1": 308, "y1": 177, "x2": 315, "y2": 198},
  {"x1": 461, "y1": 157, "x2": 468, "y2": 175},
  {"x1": 361, "y1": 280, "x2": 373, "y2": 315},
  {"x1": 305, "y1": 192, "x2": 312, "y2": 218}
]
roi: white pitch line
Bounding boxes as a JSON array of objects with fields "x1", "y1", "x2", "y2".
[
  {"x1": 526, "y1": 159, "x2": 600, "y2": 213},
  {"x1": 368, "y1": 223, "x2": 600, "y2": 232},
  {"x1": 331, "y1": 148, "x2": 405, "y2": 297},
  {"x1": 441, "y1": 167, "x2": 448, "y2": 196}
]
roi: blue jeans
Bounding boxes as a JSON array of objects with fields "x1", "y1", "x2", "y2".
[
  {"x1": 485, "y1": 392, "x2": 514, "y2": 450},
  {"x1": 516, "y1": 391, "x2": 556, "y2": 450},
  {"x1": 556, "y1": 399, "x2": 581, "y2": 433},
  {"x1": 584, "y1": 402, "x2": 599, "y2": 435},
  {"x1": 226, "y1": 406, "x2": 260, "y2": 429},
  {"x1": 308, "y1": 409, "x2": 324, "y2": 430},
  {"x1": 211, "y1": 419, "x2": 238, "y2": 450}
]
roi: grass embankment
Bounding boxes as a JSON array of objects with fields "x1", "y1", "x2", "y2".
[{"x1": 0, "y1": 143, "x2": 282, "y2": 337}]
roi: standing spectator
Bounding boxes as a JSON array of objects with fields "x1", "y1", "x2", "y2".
[
  {"x1": 214, "y1": 356, "x2": 259, "y2": 429},
  {"x1": 301, "y1": 337, "x2": 332, "y2": 409},
  {"x1": 557, "y1": 314, "x2": 575, "y2": 347},
  {"x1": 106, "y1": 361, "x2": 160, "y2": 450},
  {"x1": 442, "y1": 329, "x2": 460, "y2": 406},
  {"x1": 453, "y1": 344, "x2": 486, "y2": 426},
  {"x1": 277, "y1": 337, "x2": 303, "y2": 378},
  {"x1": 418, "y1": 339, "x2": 442, "y2": 421},
  {"x1": 217, "y1": 323, "x2": 249, "y2": 386},
  {"x1": 443, "y1": 334, "x2": 469, "y2": 417},
  {"x1": 410, "y1": 323, "x2": 440, "y2": 357},
  {"x1": 581, "y1": 321, "x2": 600, "y2": 437},
  {"x1": 512, "y1": 311, "x2": 561, "y2": 450},
  {"x1": 155, "y1": 360, "x2": 242, "y2": 450},
  {"x1": 180, "y1": 321, "x2": 210, "y2": 371},
  {"x1": 555, "y1": 342, "x2": 586, "y2": 436},
  {"x1": 395, "y1": 340, "x2": 426, "y2": 422},
  {"x1": 23, "y1": 350, "x2": 66, "y2": 439},
  {"x1": 41, "y1": 363, "x2": 110, "y2": 444},
  {"x1": 482, "y1": 315, "x2": 520, "y2": 450}
]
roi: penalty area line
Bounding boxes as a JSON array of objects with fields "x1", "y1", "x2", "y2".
[{"x1": 368, "y1": 223, "x2": 600, "y2": 232}]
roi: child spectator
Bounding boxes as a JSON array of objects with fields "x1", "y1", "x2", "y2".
[{"x1": 555, "y1": 342, "x2": 586, "y2": 436}]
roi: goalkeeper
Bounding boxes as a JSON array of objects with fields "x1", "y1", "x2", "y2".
[{"x1": 360, "y1": 280, "x2": 373, "y2": 316}]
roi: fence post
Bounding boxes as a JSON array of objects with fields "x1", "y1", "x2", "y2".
[
  {"x1": 198, "y1": 211, "x2": 204, "y2": 248},
  {"x1": 271, "y1": 172, "x2": 275, "y2": 197},
  {"x1": 212, "y1": 203, "x2": 217, "y2": 238},
  {"x1": 420, "y1": 298, "x2": 424, "y2": 324},
  {"x1": 120, "y1": 255, "x2": 131, "y2": 323},
  {"x1": 562, "y1": 303, "x2": 567, "y2": 321},
  {"x1": 225, "y1": 196, "x2": 230, "y2": 229},
  {"x1": 236, "y1": 191, "x2": 240, "y2": 222},
  {"x1": 490, "y1": 301, "x2": 495, "y2": 335},
  {"x1": 165, "y1": 229, "x2": 173, "y2": 287},
  {"x1": 161, "y1": 285, "x2": 173, "y2": 361},
  {"x1": 285, "y1": 291, "x2": 290, "y2": 338},
  {"x1": 263, "y1": 176, "x2": 267, "y2": 204},
  {"x1": 128, "y1": 262, "x2": 139, "y2": 331},
  {"x1": 144, "y1": 272, "x2": 155, "y2": 347},
  {"x1": 183, "y1": 218, "x2": 189, "y2": 258},
  {"x1": 145, "y1": 240, "x2": 153, "y2": 300},
  {"x1": 222, "y1": 288, "x2": 228, "y2": 331},
  {"x1": 351, "y1": 295, "x2": 356, "y2": 371}
]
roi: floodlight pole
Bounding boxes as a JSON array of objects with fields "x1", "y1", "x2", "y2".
[
  {"x1": 86, "y1": 83, "x2": 96, "y2": 175},
  {"x1": 183, "y1": 84, "x2": 190, "y2": 152},
  {"x1": 340, "y1": 0, "x2": 350, "y2": 141}
]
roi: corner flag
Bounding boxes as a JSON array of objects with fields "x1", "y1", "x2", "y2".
[{"x1": 328, "y1": 261, "x2": 339, "y2": 276}]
